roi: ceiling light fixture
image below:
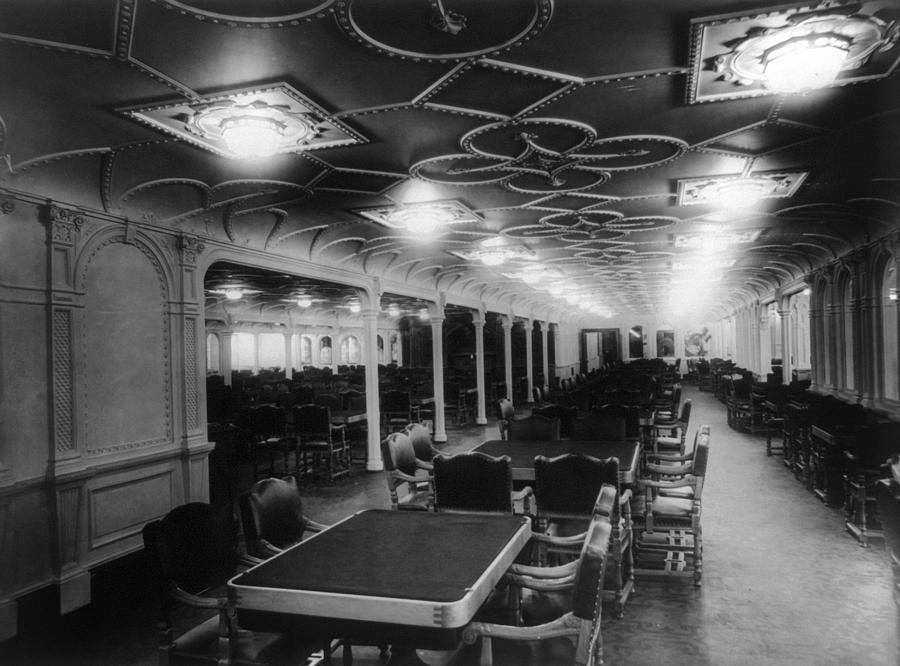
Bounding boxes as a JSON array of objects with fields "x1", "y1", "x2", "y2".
[
  {"x1": 762, "y1": 34, "x2": 851, "y2": 92},
  {"x1": 349, "y1": 303, "x2": 361, "y2": 313},
  {"x1": 220, "y1": 115, "x2": 290, "y2": 158},
  {"x1": 386, "y1": 205, "x2": 455, "y2": 234},
  {"x1": 297, "y1": 296, "x2": 313, "y2": 308},
  {"x1": 387, "y1": 303, "x2": 401, "y2": 317},
  {"x1": 694, "y1": 6, "x2": 899, "y2": 100},
  {"x1": 224, "y1": 288, "x2": 244, "y2": 300}
]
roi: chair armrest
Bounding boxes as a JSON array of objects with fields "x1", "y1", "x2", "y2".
[
  {"x1": 504, "y1": 572, "x2": 576, "y2": 592},
  {"x1": 416, "y1": 459, "x2": 434, "y2": 471},
  {"x1": 640, "y1": 476, "x2": 696, "y2": 490},
  {"x1": 171, "y1": 586, "x2": 227, "y2": 610},
  {"x1": 462, "y1": 612, "x2": 580, "y2": 644},
  {"x1": 646, "y1": 452, "x2": 694, "y2": 463},
  {"x1": 257, "y1": 540, "x2": 284, "y2": 558},
  {"x1": 239, "y1": 553, "x2": 265, "y2": 568},
  {"x1": 512, "y1": 485, "x2": 534, "y2": 516},
  {"x1": 509, "y1": 558, "x2": 579, "y2": 580},
  {"x1": 304, "y1": 518, "x2": 331, "y2": 533},
  {"x1": 619, "y1": 488, "x2": 632, "y2": 506},
  {"x1": 392, "y1": 469, "x2": 432, "y2": 483},
  {"x1": 529, "y1": 531, "x2": 587, "y2": 547},
  {"x1": 645, "y1": 461, "x2": 691, "y2": 476}
]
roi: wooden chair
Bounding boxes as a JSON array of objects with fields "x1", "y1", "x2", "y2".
[
  {"x1": 570, "y1": 409, "x2": 626, "y2": 442},
  {"x1": 461, "y1": 486, "x2": 615, "y2": 666},
  {"x1": 532, "y1": 403, "x2": 577, "y2": 439},
  {"x1": 874, "y1": 456, "x2": 900, "y2": 619},
  {"x1": 380, "y1": 389, "x2": 416, "y2": 435},
  {"x1": 534, "y1": 454, "x2": 633, "y2": 617},
  {"x1": 506, "y1": 413, "x2": 560, "y2": 441},
  {"x1": 291, "y1": 404, "x2": 350, "y2": 481},
  {"x1": 633, "y1": 432, "x2": 710, "y2": 585},
  {"x1": 496, "y1": 399, "x2": 516, "y2": 440},
  {"x1": 402, "y1": 421, "x2": 444, "y2": 463},
  {"x1": 238, "y1": 476, "x2": 329, "y2": 559},
  {"x1": 142, "y1": 502, "x2": 325, "y2": 665},
  {"x1": 380, "y1": 432, "x2": 434, "y2": 511},
  {"x1": 433, "y1": 451, "x2": 533, "y2": 516},
  {"x1": 649, "y1": 399, "x2": 692, "y2": 456},
  {"x1": 242, "y1": 404, "x2": 293, "y2": 480}
]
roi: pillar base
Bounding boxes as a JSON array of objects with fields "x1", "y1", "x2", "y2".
[
  {"x1": 58, "y1": 568, "x2": 91, "y2": 615},
  {"x1": 433, "y1": 433, "x2": 448, "y2": 443},
  {"x1": 366, "y1": 460, "x2": 384, "y2": 472},
  {"x1": 476, "y1": 417, "x2": 487, "y2": 425}
]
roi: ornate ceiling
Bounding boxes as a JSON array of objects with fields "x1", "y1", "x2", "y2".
[{"x1": 1, "y1": 0, "x2": 899, "y2": 323}]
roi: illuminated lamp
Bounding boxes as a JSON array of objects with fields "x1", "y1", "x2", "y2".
[
  {"x1": 224, "y1": 288, "x2": 243, "y2": 300},
  {"x1": 297, "y1": 296, "x2": 312, "y2": 308},
  {"x1": 762, "y1": 35, "x2": 851, "y2": 93},
  {"x1": 387, "y1": 303, "x2": 401, "y2": 317},
  {"x1": 479, "y1": 249, "x2": 508, "y2": 266},
  {"x1": 220, "y1": 116, "x2": 289, "y2": 159},
  {"x1": 349, "y1": 303, "x2": 361, "y2": 313},
  {"x1": 387, "y1": 206, "x2": 454, "y2": 234}
]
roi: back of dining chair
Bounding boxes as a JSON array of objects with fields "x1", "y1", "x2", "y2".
[
  {"x1": 506, "y1": 413, "x2": 560, "y2": 441},
  {"x1": 433, "y1": 452, "x2": 514, "y2": 514},
  {"x1": 239, "y1": 476, "x2": 307, "y2": 555},
  {"x1": 534, "y1": 454, "x2": 620, "y2": 522}
]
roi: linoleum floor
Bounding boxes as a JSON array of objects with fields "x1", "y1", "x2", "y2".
[{"x1": 1, "y1": 385, "x2": 896, "y2": 665}]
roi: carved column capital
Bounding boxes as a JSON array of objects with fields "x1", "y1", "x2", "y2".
[
  {"x1": 43, "y1": 203, "x2": 85, "y2": 245},
  {"x1": 178, "y1": 234, "x2": 205, "y2": 267}
]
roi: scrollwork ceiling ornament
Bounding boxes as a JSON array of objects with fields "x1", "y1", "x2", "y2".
[
  {"x1": 335, "y1": 0, "x2": 553, "y2": 62},
  {"x1": 411, "y1": 119, "x2": 687, "y2": 195},
  {"x1": 148, "y1": 0, "x2": 338, "y2": 28}
]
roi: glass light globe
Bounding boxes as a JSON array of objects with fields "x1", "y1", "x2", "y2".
[
  {"x1": 224, "y1": 288, "x2": 243, "y2": 300},
  {"x1": 349, "y1": 303, "x2": 361, "y2": 313},
  {"x1": 297, "y1": 296, "x2": 312, "y2": 308},
  {"x1": 221, "y1": 116, "x2": 284, "y2": 158},
  {"x1": 763, "y1": 38, "x2": 849, "y2": 93},
  {"x1": 387, "y1": 304, "x2": 401, "y2": 317},
  {"x1": 480, "y1": 250, "x2": 507, "y2": 266}
]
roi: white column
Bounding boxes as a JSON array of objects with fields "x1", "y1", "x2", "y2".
[
  {"x1": 431, "y1": 311, "x2": 448, "y2": 442},
  {"x1": 502, "y1": 316, "x2": 514, "y2": 407},
  {"x1": 219, "y1": 331, "x2": 233, "y2": 386},
  {"x1": 539, "y1": 320, "x2": 549, "y2": 390},
  {"x1": 779, "y1": 294, "x2": 792, "y2": 385},
  {"x1": 283, "y1": 332, "x2": 293, "y2": 380},
  {"x1": 473, "y1": 309, "x2": 487, "y2": 425},
  {"x1": 524, "y1": 318, "x2": 534, "y2": 401},
  {"x1": 252, "y1": 332, "x2": 260, "y2": 374},
  {"x1": 362, "y1": 309, "x2": 383, "y2": 470}
]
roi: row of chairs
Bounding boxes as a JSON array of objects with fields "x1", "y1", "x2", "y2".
[{"x1": 242, "y1": 403, "x2": 350, "y2": 481}]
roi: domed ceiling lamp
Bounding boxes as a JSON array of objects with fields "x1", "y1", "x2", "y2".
[
  {"x1": 451, "y1": 236, "x2": 536, "y2": 267},
  {"x1": 354, "y1": 200, "x2": 480, "y2": 234},
  {"x1": 119, "y1": 83, "x2": 364, "y2": 159},
  {"x1": 677, "y1": 170, "x2": 807, "y2": 208},
  {"x1": 687, "y1": 3, "x2": 899, "y2": 103}
]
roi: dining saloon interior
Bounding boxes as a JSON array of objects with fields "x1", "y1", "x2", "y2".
[{"x1": 2, "y1": 1, "x2": 900, "y2": 664}]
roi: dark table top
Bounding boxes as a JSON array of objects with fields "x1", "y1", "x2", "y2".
[{"x1": 228, "y1": 509, "x2": 531, "y2": 629}]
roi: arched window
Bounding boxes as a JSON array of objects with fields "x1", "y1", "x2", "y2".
[
  {"x1": 390, "y1": 333, "x2": 400, "y2": 364},
  {"x1": 319, "y1": 336, "x2": 332, "y2": 365},
  {"x1": 232, "y1": 332, "x2": 255, "y2": 370},
  {"x1": 814, "y1": 279, "x2": 830, "y2": 388},
  {"x1": 790, "y1": 289, "x2": 811, "y2": 373},
  {"x1": 258, "y1": 333, "x2": 285, "y2": 370},
  {"x1": 881, "y1": 261, "x2": 898, "y2": 400},
  {"x1": 299, "y1": 335, "x2": 312, "y2": 365},
  {"x1": 840, "y1": 272, "x2": 854, "y2": 391},
  {"x1": 206, "y1": 333, "x2": 220, "y2": 373},
  {"x1": 340, "y1": 335, "x2": 360, "y2": 364},
  {"x1": 377, "y1": 334, "x2": 385, "y2": 364}
]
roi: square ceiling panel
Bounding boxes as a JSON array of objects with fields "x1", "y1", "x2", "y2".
[
  {"x1": 419, "y1": 60, "x2": 572, "y2": 118},
  {"x1": 118, "y1": 83, "x2": 366, "y2": 159},
  {"x1": 687, "y1": 0, "x2": 900, "y2": 104}
]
